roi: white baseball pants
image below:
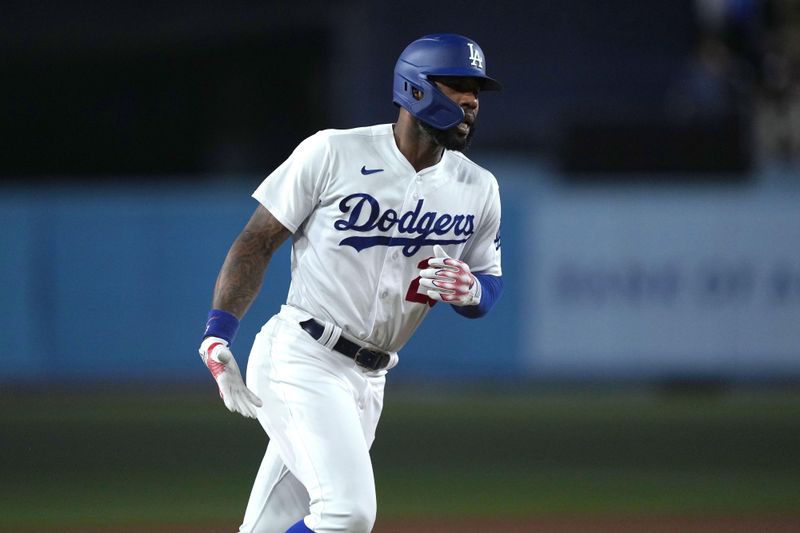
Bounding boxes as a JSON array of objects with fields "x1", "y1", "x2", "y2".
[{"x1": 239, "y1": 305, "x2": 386, "y2": 533}]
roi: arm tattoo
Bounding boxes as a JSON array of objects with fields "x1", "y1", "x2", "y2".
[{"x1": 212, "y1": 205, "x2": 291, "y2": 318}]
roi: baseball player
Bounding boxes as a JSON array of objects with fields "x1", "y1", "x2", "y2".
[{"x1": 199, "y1": 33, "x2": 504, "y2": 533}]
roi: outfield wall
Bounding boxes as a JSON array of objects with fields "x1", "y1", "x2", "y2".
[{"x1": 2, "y1": 160, "x2": 799, "y2": 384}]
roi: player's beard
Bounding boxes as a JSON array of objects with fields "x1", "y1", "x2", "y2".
[{"x1": 418, "y1": 120, "x2": 476, "y2": 152}]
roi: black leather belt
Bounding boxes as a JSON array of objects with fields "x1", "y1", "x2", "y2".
[{"x1": 299, "y1": 319, "x2": 391, "y2": 371}]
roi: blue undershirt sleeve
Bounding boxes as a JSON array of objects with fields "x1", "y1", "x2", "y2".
[{"x1": 452, "y1": 273, "x2": 504, "y2": 319}]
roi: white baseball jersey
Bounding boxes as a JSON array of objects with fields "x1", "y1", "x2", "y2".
[{"x1": 252, "y1": 123, "x2": 502, "y2": 353}]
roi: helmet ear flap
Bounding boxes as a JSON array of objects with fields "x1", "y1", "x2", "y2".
[
  {"x1": 398, "y1": 79, "x2": 424, "y2": 102},
  {"x1": 393, "y1": 70, "x2": 465, "y2": 130}
]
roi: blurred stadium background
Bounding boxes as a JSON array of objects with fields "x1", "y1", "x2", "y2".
[{"x1": 2, "y1": 1, "x2": 799, "y2": 531}]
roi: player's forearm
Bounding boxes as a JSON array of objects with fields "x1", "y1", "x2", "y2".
[
  {"x1": 452, "y1": 273, "x2": 503, "y2": 319},
  {"x1": 210, "y1": 205, "x2": 291, "y2": 320},
  {"x1": 212, "y1": 230, "x2": 275, "y2": 318}
]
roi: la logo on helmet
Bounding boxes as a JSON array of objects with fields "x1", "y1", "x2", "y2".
[{"x1": 467, "y1": 43, "x2": 483, "y2": 69}]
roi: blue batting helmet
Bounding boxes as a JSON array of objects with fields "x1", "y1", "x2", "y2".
[{"x1": 393, "y1": 33, "x2": 502, "y2": 130}]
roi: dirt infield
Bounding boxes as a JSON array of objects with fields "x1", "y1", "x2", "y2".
[
  {"x1": 377, "y1": 516, "x2": 800, "y2": 532},
  {"x1": 13, "y1": 515, "x2": 800, "y2": 533}
]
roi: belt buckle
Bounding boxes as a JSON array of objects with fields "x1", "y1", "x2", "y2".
[{"x1": 353, "y1": 347, "x2": 389, "y2": 370}]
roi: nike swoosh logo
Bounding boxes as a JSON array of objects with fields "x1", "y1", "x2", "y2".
[{"x1": 361, "y1": 166, "x2": 384, "y2": 175}]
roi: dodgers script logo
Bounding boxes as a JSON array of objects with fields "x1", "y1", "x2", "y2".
[{"x1": 334, "y1": 193, "x2": 475, "y2": 256}]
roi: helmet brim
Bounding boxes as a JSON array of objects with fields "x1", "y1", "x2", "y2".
[
  {"x1": 479, "y1": 77, "x2": 503, "y2": 91},
  {"x1": 423, "y1": 69, "x2": 503, "y2": 92}
]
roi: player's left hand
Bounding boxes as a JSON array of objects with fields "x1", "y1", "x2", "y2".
[
  {"x1": 199, "y1": 337, "x2": 263, "y2": 419},
  {"x1": 419, "y1": 244, "x2": 481, "y2": 306}
]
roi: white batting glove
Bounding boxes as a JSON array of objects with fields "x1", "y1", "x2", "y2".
[
  {"x1": 419, "y1": 245, "x2": 482, "y2": 306},
  {"x1": 199, "y1": 337, "x2": 263, "y2": 419}
]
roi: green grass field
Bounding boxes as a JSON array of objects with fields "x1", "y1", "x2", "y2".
[{"x1": 1, "y1": 385, "x2": 799, "y2": 531}]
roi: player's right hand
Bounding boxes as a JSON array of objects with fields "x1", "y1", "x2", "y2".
[{"x1": 199, "y1": 336, "x2": 263, "y2": 419}]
